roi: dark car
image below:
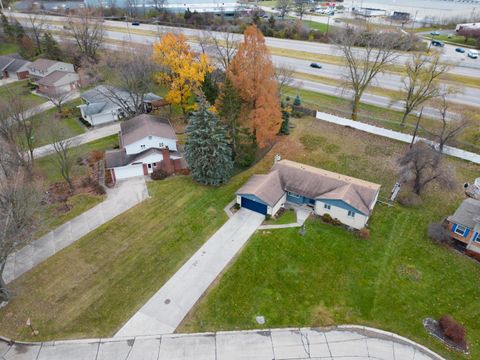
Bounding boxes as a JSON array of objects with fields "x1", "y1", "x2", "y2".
[
  {"x1": 131, "y1": 21, "x2": 140, "y2": 26},
  {"x1": 310, "y1": 63, "x2": 322, "y2": 69},
  {"x1": 455, "y1": 47, "x2": 466, "y2": 53},
  {"x1": 431, "y1": 40, "x2": 444, "y2": 47}
]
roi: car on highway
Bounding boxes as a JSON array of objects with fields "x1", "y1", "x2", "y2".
[
  {"x1": 430, "y1": 31, "x2": 440, "y2": 36},
  {"x1": 468, "y1": 50, "x2": 479, "y2": 59},
  {"x1": 131, "y1": 21, "x2": 140, "y2": 26},
  {"x1": 310, "y1": 63, "x2": 322, "y2": 69},
  {"x1": 431, "y1": 40, "x2": 444, "y2": 47},
  {"x1": 455, "y1": 47, "x2": 466, "y2": 53}
]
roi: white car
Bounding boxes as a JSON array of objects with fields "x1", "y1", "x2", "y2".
[{"x1": 468, "y1": 50, "x2": 479, "y2": 59}]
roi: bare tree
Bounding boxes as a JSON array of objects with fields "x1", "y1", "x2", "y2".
[
  {"x1": 198, "y1": 31, "x2": 238, "y2": 72},
  {"x1": 0, "y1": 94, "x2": 35, "y2": 172},
  {"x1": 50, "y1": 125, "x2": 77, "y2": 192},
  {"x1": 393, "y1": 52, "x2": 451, "y2": 126},
  {"x1": 336, "y1": 29, "x2": 405, "y2": 120},
  {"x1": 67, "y1": 9, "x2": 105, "y2": 61},
  {"x1": 0, "y1": 150, "x2": 40, "y2": 302},
  {"x1": 45, "y1": 89, "x2": 72, "y2": 112},
  {"x1": 276, "y1": 0, "x2": 291, "y2": 20},
  {"x1": 398, "y1": 141, "x2": 455, "y2": 195},
  {"x1": 293, "y1": 0, "x2": 308, "y2": 20},
  {"x1": 96, "y1": 44, "x2": 158, "y2": 116},
  {"x1": 274, "y1": 65, "x2": 295, "y2": 95},
  {"x1": 27, "y1": 13, "x2": 46, "y2": 52},
  {"x1": 423, "y1": 93, "x2": 470, "y2": 152}
]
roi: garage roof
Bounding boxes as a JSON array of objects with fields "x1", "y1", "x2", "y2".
[{"x1": 236, "y1": 170, "x2": 284, "y2": 207}]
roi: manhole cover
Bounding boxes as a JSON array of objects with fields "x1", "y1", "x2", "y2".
[{"x1": 164, "y1": 299, "x2": 171, "y2": 304}]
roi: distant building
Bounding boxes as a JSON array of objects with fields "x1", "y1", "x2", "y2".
[
  {"x1": 391, "y1": 11, "x2": 410, "y2": 21},
  {"x1": 455, "y1": 22, "x2": 480, "y2": 32},
  {"x1": 353, "y1": 7, "x2": 388, "y2": 17}
]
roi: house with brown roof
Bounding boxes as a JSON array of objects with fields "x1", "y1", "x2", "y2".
[
  {"x1": 105, "y1": 114, "x2": 187, "y2": 181},
  {"x1": 445, "y1": 198, "x2": 480, "y2": 257},
  {"x1": 28, "y1": 59, "x2": 79, "y2": 95},
  {"x1": 236, "y1": 159, "x2": 381, "y2": 229}
]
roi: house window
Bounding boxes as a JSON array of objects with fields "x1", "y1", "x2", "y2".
[
  {"x1": 347, "y1": 210, "x2": 355, "y2": 218},
  {"x1": 153, "y1": 163, "x2": 157, "y2": 167},
  {"x1": 324, "y1": 204, "x2": 331, "y2": 210},
  {"x1": 141, "y1": 144, "x2": 146, "y2": 149},
  {"x1": 454, "y1": 224, "x2": 467, "y2": 237},
  {"x1": 159, "y1": 142, "x2": 164, "y2": 148},
  {"x1": 148, "y1": 164, "x2": 152, "y2": 169},
  {"x1": 288, "y1": 192, "x2": 301, "y2": 198},
  {"x1": 148, "y1": 136, "x2": 152, "y2": 140},
  {"x1": 473, "y1": 232, "x2": 479, "y2": 243}
]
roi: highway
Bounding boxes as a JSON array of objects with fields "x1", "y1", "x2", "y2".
[{"x1": 8, "y1": 11, "x2": 480, "y2": 115}]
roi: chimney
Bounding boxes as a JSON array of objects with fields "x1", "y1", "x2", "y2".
[{"x1": 162, "y1": 146, "x2": 174, "y2": 175}]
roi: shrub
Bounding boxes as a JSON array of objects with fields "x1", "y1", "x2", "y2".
[
  {"x1": 151, "y1": 169, "x2": 169, "y2": 181},
  {"x1": 93, "y1": 181, "x2": 106, "y2": 195},
  {"x1": 428, "y1": 223, "x2": 452, "y2": 245},
  {"x1": 321, "y1": 213, "x2": 333, "y2": 223},
  {"x1": 439, "y1": 315, "x2": 467, "y2": 347},
  {"x1": 89, "y1": 150, "x2": 104, "y2": 163},
  {"x1": 81, "y1": 176, "x2": 94, "y2": 188},
  {"x1": 265, "y1": 214, "x2": 271, "y2": 220},
  {"x1": 59, "y1": 107, "x2": 74, "y2": 119},
  {"x1": 357, "y1": 228, "x2": 370, "y2": 239}
]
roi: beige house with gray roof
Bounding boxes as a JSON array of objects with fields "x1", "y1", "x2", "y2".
[
  {"x1": 236, "y1": 159, "x2": 381, "y2": 229},
  {"x1": 28, "y1": 58, "x2": 79, "y2": 95}
]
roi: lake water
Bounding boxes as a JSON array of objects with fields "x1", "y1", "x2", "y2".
[{"x1": 343, "y1": 0, "x2": 478, "y2": 19}]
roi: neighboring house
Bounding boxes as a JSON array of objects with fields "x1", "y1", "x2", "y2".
[
  {"x1": 236, "y1": 159, "x2": 381, "y2": 229},
  {"x1": 445, "y1": 198, "x2": 480, "y2": 257},
  {"x1": 28, "y1": 58, "x2": 79, "y2": 95},
  {"x1": 0, "y1": 54, "x2": 30, "y2": 80},
  {"x1": 105, "y1": 114, "x2": 187, "y2": 181},
  {"x1": 78, "y1": 85, "x2": 163, "y2": 126}
]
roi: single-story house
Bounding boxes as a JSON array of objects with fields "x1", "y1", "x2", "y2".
[
  {"x1": 446, "y1": 198, "x2": 480, "y2": 256},
  {"x1": 236, "y1": 159, "x2": 381, "y2": 229},
  {"x1": 0, "y1": 54, "x2": 30, "y2": 80},
  {"x1": 78, "y1": 85, "x2": 163, "y2": 126},
  {"x1": 105, "y1": 114, "x2": 187, "y2": 181}
]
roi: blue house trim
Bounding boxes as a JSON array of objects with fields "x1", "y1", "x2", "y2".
[
  {"x1": 237, "y1": 194, "x2": 268, "y2": 206},
  {"x1": 317, "y1": 198, "x2": 367, "y2": 216},
  {"x1": 286, "y1": 192, "x2": 315, "y2": 206}
]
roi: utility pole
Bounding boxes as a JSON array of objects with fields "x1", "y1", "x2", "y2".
[{"x1": 410, "y1": 107, "x2": 423, "y2": 148}]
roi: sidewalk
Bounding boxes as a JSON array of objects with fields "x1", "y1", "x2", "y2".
[
  {"x1": 0, "y1": 326, "x2": 446, "y2": 360},
  {"x1": 115, "y1": 208, "x2": 265, "y2": 337},
  {"x1": 32, "y1": 122, "x2": 120, "y2": 158},
  {"x1": 3, "y1": 177, "x2": 148, "y2": 284}
]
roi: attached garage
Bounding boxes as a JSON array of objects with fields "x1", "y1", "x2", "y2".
[
  {"x1": 240, "y1": 196, "x2": 268, "y2": 215},
  {"x1": 113, "y1": 164, "x2": 144, "y2": 180}
]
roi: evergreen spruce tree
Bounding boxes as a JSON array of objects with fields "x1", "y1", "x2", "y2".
[
  {"x1": 279, "y1": 109, "x2": 290, "y2": 135},
  {"x1": 42, "y1": 32, "x2": 63, "y2": 60},
  {"x1": 185, "y1": 94, "x2": 234, "y2": 186},
  {"x1": 293, "y1": 94, "x2": 301, "y2": 106},
  {"x1": 201, "y1": 72, "x2": 219, "y2": 104},
  {"x1": 12, "y1": 20, "x2": 25, "y2": 43},
  {"x1": 216, "y1": 76, "x2": 242, "y2": 157}
]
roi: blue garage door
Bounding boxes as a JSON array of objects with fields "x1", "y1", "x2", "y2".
[{"x1": 241, "y1": 197, "x2": 267, "y2": 214}]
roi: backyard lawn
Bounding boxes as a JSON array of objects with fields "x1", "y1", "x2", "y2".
[
  {"x1": 0, "y1": 80, "x2": 46, "y2": 107},
  {"x1": 1, "y1": 113, "x2": 479, "y2": 360},
  {"x1": 0, "y1": 42, "x2": 19, "y2": 55},
  {"x1": 29, "y1": 99, "x2": 86, "y2": 147}
]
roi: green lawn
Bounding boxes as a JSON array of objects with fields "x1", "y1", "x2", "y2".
[
  {"x1": 433, "y1": 34, "x2": 478, "y2": 48},
  {"x1": 30, "y1": 99, "x2": 86, "y2": 147},
  {"x1": 36, "y1": 134, "x2": 119, "y2": 184},
  {"x1": 0, "y1": 42, "x2": 19, "y2": 55},
  {"x1": 34, "y1": 194, "x2": 105, "y2": 239},
  {"x1": 0, "y1": 80, "x2": 46, "y2": 107},
  {"x1": 283, "y1": 86, "x2": 480, "y2": 154},
  {"x1": 264, "y1": 208, "x2": 297, "y2": 225}
]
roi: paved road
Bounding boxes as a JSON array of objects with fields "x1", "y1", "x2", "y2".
[
  {"x1": 115, "y1": 208, "x2": 265, "y2": 337},
  {"x1": 3, "y1": 177, "x2": 149, "y2": 284},
  {"x1": 32, "y1": 122, "x2": 120, "y2": 158},
  {"x1": 0, "y1": 326, "x2": 445, "y2": 359}
]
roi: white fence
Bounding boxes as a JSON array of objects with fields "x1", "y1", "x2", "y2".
[{"x1": 316, "y1": 111, "x2": 480, "y2": 165}]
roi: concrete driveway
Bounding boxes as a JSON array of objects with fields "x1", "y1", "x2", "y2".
[
  {"x1": 3, "y1": 177, "x2": 149, "y2": 284},
  {"x1": 115, "y1": 208, "x2": 265, "y2": 337},
  {"x1": 0, "y1": 326, "x2": 445, "y2": 360}
]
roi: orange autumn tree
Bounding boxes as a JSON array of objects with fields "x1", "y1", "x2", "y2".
[
  {"x1": 227, "y1": 25, "x2": 281, "y2": 147},
  {"x1": 152, "y1": 33, "x2": 212, "y2": 113}
]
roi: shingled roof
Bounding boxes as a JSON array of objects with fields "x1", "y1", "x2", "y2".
[
  {"x1": 447, "y1": 198, "x2": 480, "y2": 229},
  {"x1": 121, "y1": 114, "x2": 176, "y2": 146},
  {"x1": 236, "y1": 160, "x2": 381, "y2": 215}
]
